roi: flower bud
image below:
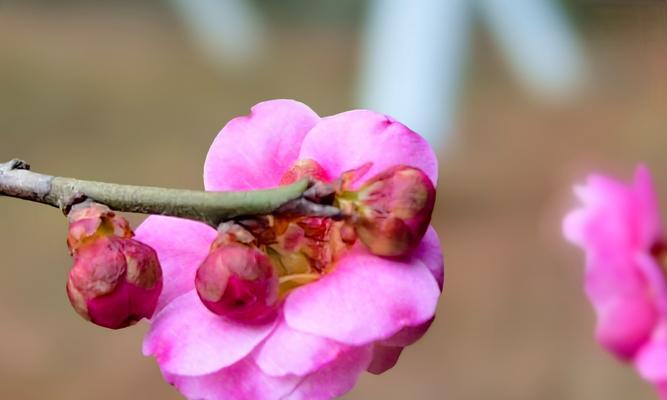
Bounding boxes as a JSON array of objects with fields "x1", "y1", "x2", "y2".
[
  {"x1": 66, "y1": 236, "x2": 163, "y2": 329},
  {"x1": 195, "y1": 241, "x2": 279, "y2": 323},
  {"x1": 339, "y1": 165, "x2": 435, "y2": 257},
  {"x1": 67, "y1": 202, "x2": 132, "y2": 253}
]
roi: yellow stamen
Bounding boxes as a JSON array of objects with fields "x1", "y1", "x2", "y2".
[
  {"x1": 279, "y1": 273, "x2": 320, "y2": 285},
  {"x1": 278, "y1": 273, "x2": 320, "y2": 298}
]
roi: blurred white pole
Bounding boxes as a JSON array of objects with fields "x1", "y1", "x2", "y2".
[
  {"x1": 478, "y1": 0, "x2": 586, "y2": 98},
  {"x1": 357, "y1": 0, "x2": 472, "y2": 146},
  {"x1": 357, "y1": 0, "x2": 586, "y2": 148},
  {"x1": 170, "y1": 0, "x2": 265, "y2": 67}
]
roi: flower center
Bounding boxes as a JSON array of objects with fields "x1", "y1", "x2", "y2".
[
  {"x1": 236, "y1": 160, "x2": 358, "y2": 296},
  {"x1": 239, "y1": 214, "x2": 356, "y2": 297}
]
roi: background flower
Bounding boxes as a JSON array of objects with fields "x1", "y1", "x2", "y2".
[{"x1": 564, "y1": 166, "x2": 667, "y2": 398}]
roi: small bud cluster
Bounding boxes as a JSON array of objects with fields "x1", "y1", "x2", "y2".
[{"x1": 66, "y1": 202, "x2": 163, "y2": 329}]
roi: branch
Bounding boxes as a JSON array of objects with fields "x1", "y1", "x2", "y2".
[{"x1": 0, "y1": 159, "x2": 340, "y2": 226}]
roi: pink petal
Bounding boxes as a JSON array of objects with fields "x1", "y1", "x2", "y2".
[
  {"x1": 284, "y1": 247, "x2": 440, "y2": 346},
  {"x1": 636, "y1": 324, "x2": 667, "y2": 382},
  {"x1": 585, "y1": 239, "x2": 658, "y2": 359},
  {"x1": 591, "y1": 290, "x2": 657, "y2": 360},
  {"x1": 298, "y1": 110, "x2": 438, "y2": 189},
  {"x1": 288, "y1": 346, "x2": 373, "y2": 400},
  {"x1": 584, "y1": 246, "x2": 657, "y2": 359},
  {"x1": 165, "y1": 357, "x2": 300, "y2": 400},
  {"x1": 636, "y1": 252, "x2": 667, "y2": 315},
  {"x1": 134, "y1": 216, "x2": 216, "y2": 314},
  {"x1": 204, "y1": 99, "x2": 320, "y2": 191},
  {"x1": 564, "y1": 166, "x2": 661, "y2": 257},
  {"x1": 367, "y1": 344, "x2": 404, "y2": 375},
  {"x1": 253, "y1": 319, "x2": 347, "y2": 377},
  {"x1": 410, "y1": 226, "x2": 444, "y2": 290},
  {"x1": 366, "y1": 228, "x2": 441, "y2": 350},
  {"x1": 383, "y1": 317, "x2": 435, "y2": 347},
  {"x1": 563, "y1": 167, "x2": 664, "y2": 358},
  {"x1": 143, "y1": 291, "x2": 276, "y2": 376}
]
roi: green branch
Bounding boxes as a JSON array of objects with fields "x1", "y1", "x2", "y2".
[{"x1": 0, "y1": 159, "x2": 340, "y2": 226}]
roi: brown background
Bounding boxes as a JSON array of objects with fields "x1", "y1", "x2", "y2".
[{"x1": 1, "y1": 2, "x2": 666, "y2": 399}]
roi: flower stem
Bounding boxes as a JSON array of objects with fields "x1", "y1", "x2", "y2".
[{"x1": 0, "y1": 159, "x2": 340, "y2": 226}]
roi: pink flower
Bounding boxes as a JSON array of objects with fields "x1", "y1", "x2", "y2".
[
  {"x1": 135, "y1": 100, "x2": 443, "y2": 400},
  {"x1": 564, "y1": 166, "x2": 667, "y2": 397}
]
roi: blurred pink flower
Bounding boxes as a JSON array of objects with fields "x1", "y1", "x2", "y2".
[
  {"x1": 564, "y1": 166, "x2": 667, "y2": 397},
  {"x1": 135, "y1": 99, "x2": 443, "y2": 399}
]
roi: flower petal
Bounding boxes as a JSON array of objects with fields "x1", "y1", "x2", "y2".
[
  {"x1": 410, "y1": 226, "x2": 444, "y2": 290},
  {"x1": 284, "y1": 247, "x2": 440, "y2": 346},
  {"x1": 288, "y1": 345, "x2": 373, "y2": 400},
  {"x1": 367, "y1": 344, "x2": 404, "y2": 375},
  {"x1": 165, "y1": 346, "x2": 372, "y2": 400},
  {"x1": 383, "y1": 317, "x2": 435, "y2": 347},
  {"x1": 636, "y1": 252, "x2": 667, "y2": 316},
  {"x1": 164, "y1": 357, "x2": 299, "y2": 400},
  {"x1": 658, "y1": 384, "x2": 667, "y2": 400},
  {"x1": 584, "y1": 248, "x2": 657, "y2": 359},
  {"x1": 253, "y1": 319, "x2": 348, "y2": 377},
  {"x1": 204, "y1": 99, "x2": 320, "y2": 191},
  {"x1": 563, "y1": 167, "x2": 664, "y2": 359},
  {"x1": 564, "y1": 165, "x2": 661, "y2": 256},
  {"x1": 298, "y1": 110, "x2": 438, "y2": 188},
  {"x1": 366, "y1": 228, "x2": 442, "y2": 350},
  {"x1": 636, "y1": 324, "x2": 667, "y2": 384},
  {"x1": 143, "y1": 291, "x2": 276, "y2": 376},
  {"x1": 593, "y1": 292, "x2": 657, "y2": 359},
  {"x1": 134, "y1": 216, "x2": 216, "y2": 313}
]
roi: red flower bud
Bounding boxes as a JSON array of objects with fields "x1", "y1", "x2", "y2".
[
  {"x1": 66, "y1": 236, "x2": 163, "y2": 329},
  {"x1": 340, "y1": 165, "x2": 436, "y2": 257},
  {"x1": 195, "y1": 242, "x2": 279, "y2": 323}
]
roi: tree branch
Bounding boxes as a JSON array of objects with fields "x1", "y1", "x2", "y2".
[{"x1": 0, "y1": 159, "x2": 340, "y2": 226}]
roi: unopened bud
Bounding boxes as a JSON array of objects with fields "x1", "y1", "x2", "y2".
[
  {"x1": 67, "y1": 202, "x2": 132, "y2": 253},
  {"x1": 66, "y1": 236, "x2": 163, "y2": 329},
  {"x1": 196, "y1": 236, "x2": 279, "y2": 323},
  {"x1": 339, "y1": 165, "x2": 435, "y2": 257}
]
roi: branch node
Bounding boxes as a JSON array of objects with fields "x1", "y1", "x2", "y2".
[
  {"x1": 61, "y1": 193, "x2": 89, "y2": 216},
  {"x1": 9, "y1": 159, "x2": 30, "y2": 171},
  {"x1": 276, "y1": 198, "x2": 342, "y2": 220}
]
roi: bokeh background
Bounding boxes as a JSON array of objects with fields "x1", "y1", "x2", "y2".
[{"x1": 1, "y1": 1, "x2": 666, "y2": 399}]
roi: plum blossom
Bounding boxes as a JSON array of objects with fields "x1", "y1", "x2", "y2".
[
  {"x1": 135, "y1": 99, "x2": 443, "y2": 400},
  {"x1": 564, "y1": 166, "x2": 667, "y2": 398}
]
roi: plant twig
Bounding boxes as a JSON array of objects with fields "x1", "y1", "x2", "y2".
[{"x1": 0, "y1": 159, "x2": 340, "y2": 226}]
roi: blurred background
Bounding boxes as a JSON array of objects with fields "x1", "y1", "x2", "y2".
[{"x1": 1, "y1": 0, "x2": 666, "y2": 399}]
